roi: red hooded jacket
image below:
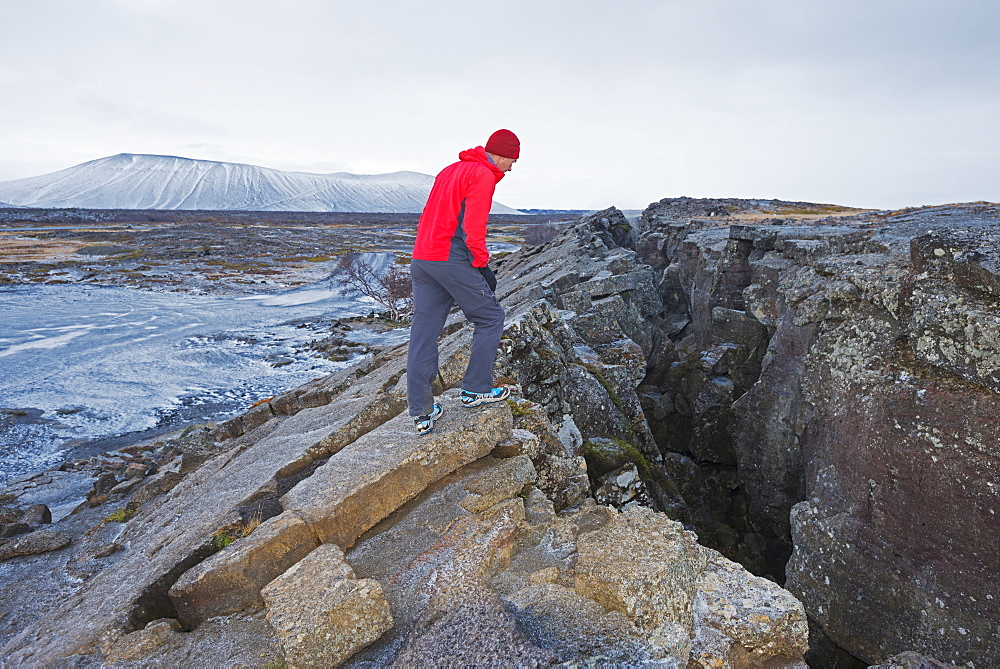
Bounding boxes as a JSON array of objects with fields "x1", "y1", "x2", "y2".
[{"x1": 412, "y1": 146, "x2": 504, "y2": 268}]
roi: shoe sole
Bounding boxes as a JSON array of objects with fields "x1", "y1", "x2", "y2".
[{"x1": 461, "y1": 388, "x2": 510, "y2": 408}]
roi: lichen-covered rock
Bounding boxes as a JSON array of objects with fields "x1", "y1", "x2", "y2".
[
  {"x1": 633, "y1": 202, "x2": 1000, "y2": 666},
  {"x1": 20, "y1": 504, "x2": 51, "y2": 525},
  {"x1": 690, "y1": 552, "x2": 808, "y2": 668},
  {"x1": 421, "y1": 498, "x2": 526, "y2": 600},
  {"x1": 0, "y1": 523, "x2": 29, "y2": 539},
  {"x1": 497, "y1": 228, "x2": 665, "y2": 478},
  {"x1": 574, "y1": 505, "x2": 707, "y2": 645},
  {"x1": 583, "y1": 435, "x2": 687, "y2": 523},
  {"x1": 281, "y1": 391, "x2": 512, "y2": 547},
  {"x1": 394, "y1": 581, "x2": 557, "y2": 667},
  {"x1": 0, "y1": 507, "x2": 21, "y2": 524},
  {"x1": 504, "y1": 582, "x2": 677, "y2": 664},
  {"x1": 534, "y1": 452, "x2": 590, "y2": 511},
  {"x1": 868, "y1": 650, "x2": 963, "y2": 668},
  {"x1": 103, "y1": 610, "x2": 283, "y2": 668},
  {"x1": 492, "y1": 428, "x2": 542, "y2": 459},
  {"x1": 345, "y1": 489, "x2": 530, "y2": 666},
  {"x1": 907, "y1": 226, "x2": 1000, "y2": 393},
  {"x1": 577, "y1": 206, "x2": 638, "y2": 251},
  {"x1": 593, "y1": 463, "x2": 651, "y2": 510},
  {"x1": 261, "y1": 543, "x2": 392, "y2": 668}
]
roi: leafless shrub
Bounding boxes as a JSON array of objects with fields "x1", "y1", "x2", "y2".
[{"x1": 334, "y1": 253, "x2": 412, "y2": 322}]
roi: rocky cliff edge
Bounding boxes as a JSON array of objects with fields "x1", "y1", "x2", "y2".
[
  {"x1": 3, "y1": 200, "x2": 994, "y2": 667},
  {"x1": 0, "y1": 207, "x2": 811, "y2": 667}
]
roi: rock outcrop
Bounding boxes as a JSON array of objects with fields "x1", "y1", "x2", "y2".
[
  {"x1": 631, "y1": 200, "x2": 1000, "y2": 667},
  {"x1": 0, "y1": 203, "x2": 811, "y2": 667},
  {"x1": 3, "y1": 198, "x2": 993, "y2": 667}
]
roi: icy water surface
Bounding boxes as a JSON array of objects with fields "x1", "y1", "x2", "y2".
[{"x1": 0, "y1": 281, "x2": 407, "y2": 484}]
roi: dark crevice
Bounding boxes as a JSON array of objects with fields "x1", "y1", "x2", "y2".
[
  {"x1": 634, "y1": 228, "x2": 790, "y2": 579},
  {"x1": 236, "y1": 456, "x2": 330, "y2": 524},
  {"x1": 805, "y1": 617, "x2": 868, "y2": 668},
  {"x1": 124, "y1": 455, "x2": 334, "y2": 635},
  {"x1": 127, "y1": 542, "x2": 215, "y2": 633}
]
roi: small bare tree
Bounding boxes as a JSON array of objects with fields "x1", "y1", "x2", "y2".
[{"x1": 334, "y1": 253, "x2": 412, "y2": 322}]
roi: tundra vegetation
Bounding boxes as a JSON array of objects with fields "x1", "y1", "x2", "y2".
[{"x1": 0, "y1": 208, "x2": 561, "y2": 293}]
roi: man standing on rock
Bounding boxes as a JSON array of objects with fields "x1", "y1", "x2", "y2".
[{"x1": 406, "y1": 129, "x2": 520, "y2": 435}]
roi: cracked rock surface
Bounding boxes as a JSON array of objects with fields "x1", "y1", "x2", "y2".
[{"x1": 4, "y1": 198, "x2": 993, "y2": 667}]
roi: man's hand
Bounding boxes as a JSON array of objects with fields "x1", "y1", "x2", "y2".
[{"x1": 478, "y1": 265, "x2": 497, "y2": 292}]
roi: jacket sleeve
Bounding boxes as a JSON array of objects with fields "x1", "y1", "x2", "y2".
[{"x1": 462, "y1": 167, "x2": 496, "y2": 268}]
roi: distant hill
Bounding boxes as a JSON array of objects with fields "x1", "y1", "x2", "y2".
[{"x1": 0, "y1": 154, "x2": 522, "y2": 214}]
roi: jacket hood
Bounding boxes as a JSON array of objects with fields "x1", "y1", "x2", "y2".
[{"x1": 458, "y1": 146, "x2": 505, "y2": 183}]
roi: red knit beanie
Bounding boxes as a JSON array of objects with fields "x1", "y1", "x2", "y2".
[{"x1": 485, "y1": 129, "x2": 520, "y2": 159}]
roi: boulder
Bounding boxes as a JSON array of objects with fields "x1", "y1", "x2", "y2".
[
  {"x1": 492, "y1": 428, "x2": 541, "y2": 459},
  {"x1": 574, "y1": 505, "x2": 707, "y2": 661},
  {"x1": 593, "y1": 463, "x2": 651, "y2": 510},
  {"x1": 533, "y1": 452, "x2": 590, "y2": 511},
  {"x1": 261, "y1": 543, "x2": 392, "y2": 668},
  {"x1": 0, "y1": 528, "x2": 72, "y2": 561},
  {"x1": 460, "y1": 454, "x2": 537, "y2": 513},
  {"x1": 690, "y1": 552, "x2": 808, "y2": 668},
  {"x1": 102, "y1": 618, "x2": 181, "y2": 663},
  {"x1": 576, "y1": 206, "x2": 637, "y2": 250}
]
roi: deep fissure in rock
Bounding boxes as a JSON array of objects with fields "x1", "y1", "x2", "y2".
[
  {"x1": 569, "y1": 202, "x2": 1000, "y2": 668},
  {"x1": 635, "y1": 231, "x2": 788, "y2": 580}
]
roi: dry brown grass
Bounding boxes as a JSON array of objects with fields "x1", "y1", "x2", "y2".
[
  {"x1": 0, "y1": 235, "x2": 83, "y2": 262},
  {"x1": 212, "y1": 508, "x2": 264, "y2": 549}
]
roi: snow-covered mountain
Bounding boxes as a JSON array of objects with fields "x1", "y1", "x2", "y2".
[
  {"x1": 0, "y1": 201, "x2": 26, "y2": 208},
  {"x1": 0, "y1": 154, "x2": 522, "y2": 214}
]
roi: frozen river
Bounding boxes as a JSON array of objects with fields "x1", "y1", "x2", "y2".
[{"x1": 0, "y1": 279, "x2": 408, "y2": 484}]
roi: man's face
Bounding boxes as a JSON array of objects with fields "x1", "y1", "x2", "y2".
[{"x1": 496, "y1": 156, "x2": 517, "y2": 173}]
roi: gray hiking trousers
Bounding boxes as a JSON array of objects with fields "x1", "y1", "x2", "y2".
[{"x1": 407, "y1": 259, "x2": 505, "y2": 417}]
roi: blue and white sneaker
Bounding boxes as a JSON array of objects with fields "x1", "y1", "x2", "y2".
[
  {"x1": 413, "y1": 403, "x2": 443, "y2": 435},
  {"x1": 460, "y1": 386, "x2": 511, "y2": 407}
]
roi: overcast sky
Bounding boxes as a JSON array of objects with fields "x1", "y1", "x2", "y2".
[{"x1": 2, "y1": 0, "x2": 998, "y2": 210}]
